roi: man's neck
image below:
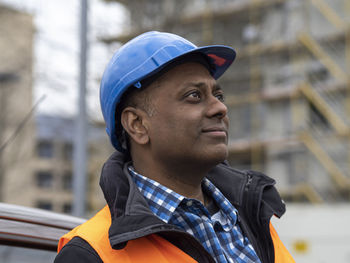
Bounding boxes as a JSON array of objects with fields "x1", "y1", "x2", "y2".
[{"x1": 132, "y1": 158, "x2": 213, "y2": 204}]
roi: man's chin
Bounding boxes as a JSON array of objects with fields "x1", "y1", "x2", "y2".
[{"x1": 204, "y1": 144, "x2": 228, "y2": 165}]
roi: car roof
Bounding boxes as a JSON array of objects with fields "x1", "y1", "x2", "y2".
[{"x1": 0, "y1": 202, "x2": 86, "y2": 251}]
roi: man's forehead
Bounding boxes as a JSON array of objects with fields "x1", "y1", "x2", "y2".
[
  {"x1": 183, "y1": 81, "x2": 222, "y2": 91},
  {"x1": 141, "y1": 64, "x2": 217, "y2": 103},
  {"x1": 156, "y1": 62, "x2": 213, "y2": 84}
]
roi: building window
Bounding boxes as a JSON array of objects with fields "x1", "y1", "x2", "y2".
[
  {"x1": 63, "y1": 142, "x2": 73, "y2": 160},
  {"x1": 36, "y1": 171, "x2": 53, "y2": 188},
  {"x1": 63, "y1": 171, "x2": 72, "y2": 191},
  {"x1": 63, "y1": 203, "x2": 72, "y2": 214},
  {"x1": 37, "y1": 140, "x2": 54, "y2": 158},
  {"x1": 36, "y1": 200, "x2": 53, "y2": 211}
]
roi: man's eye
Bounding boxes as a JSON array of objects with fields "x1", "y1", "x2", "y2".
[
  {"x1": 187, "y1": 91, "x2": 201, "y2": 100},
  {"x1": 215, "y1": 93, "x2": 225, "y2": 102}
]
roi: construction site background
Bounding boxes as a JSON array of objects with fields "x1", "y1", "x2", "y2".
[
  {"x1": 103, "y1": 0, "x2": 350, "y2": 261},
  {"x1": 104, "y1": 0, "x2": 350, "y2": 204},
  {"x1": 1, "y1": 0, "x2": 350, "y2": 262}
]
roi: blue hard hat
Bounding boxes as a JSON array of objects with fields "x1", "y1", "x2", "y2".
[{"x1": 100, "y1": 31, "x2": 236, "y2": 152}]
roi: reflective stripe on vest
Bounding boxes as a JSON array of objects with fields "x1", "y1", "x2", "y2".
[
  {"x1": 58, "y1": 206, "x2": 294, "y2": 263},
  {"x1": 57, "y1": 205, "x2": 197, "y2": 263}
]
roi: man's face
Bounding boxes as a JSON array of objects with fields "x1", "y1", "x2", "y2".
[{"x1": 145, "y1": 62, "x2": 229, "y2": 167}]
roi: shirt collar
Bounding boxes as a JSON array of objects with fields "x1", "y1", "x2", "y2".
[
  {"x1": 203, "y1": 178, "x2": 238, "y2": 225},
  {"x1": 129, "y1": 165, "x2": 238, "y2": 225}
]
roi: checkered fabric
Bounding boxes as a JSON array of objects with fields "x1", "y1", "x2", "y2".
[{"x1": 128, "y1": 166, "x2": 261, "y2": 263}]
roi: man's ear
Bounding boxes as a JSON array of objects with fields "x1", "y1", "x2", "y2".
[{"x1": 120, "y1": 107, "x2": 150, "y2": 146}]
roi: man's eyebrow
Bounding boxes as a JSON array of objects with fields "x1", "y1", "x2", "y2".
[
  {"x1": 183, "y1": 82, "x2": 222, "y2": 91},
  {"x1": 213, "y1": 83, "x2": 223, "y2": 92}
]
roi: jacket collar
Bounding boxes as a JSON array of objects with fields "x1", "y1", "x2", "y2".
[
  {"x1": 207, "y1": 164, "x2": 247, "y2": 207},
  {"x1": 99, "y1": 152, "x2": 174, "y2": 249},
  {"x1": 99, "y1": 152, "x2": 285, "y2": 249}
]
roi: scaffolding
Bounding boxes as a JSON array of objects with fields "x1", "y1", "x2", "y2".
[{"x1": 104, "y1": 0, "x2": 350, "y2": 203}]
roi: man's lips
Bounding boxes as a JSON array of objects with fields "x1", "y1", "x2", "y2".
[{"x1": 202, "y1": 126, "x2": 228, "y2": 137}]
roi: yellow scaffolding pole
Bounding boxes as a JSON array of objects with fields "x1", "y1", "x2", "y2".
[
  {"x1": 294, "y1": 183, "x2": 324, "y2": 204},
  {"x1": 201, "y1": 2, "x2": 213, "y2": 45},
  {"x1": 299, "y1": 131, "x2": 350, "y2": 189},
  {"x1": 310, "y1": 0, "x2": 346, "y2": 30},
  {"x1": 248, "y1": 0, "x2": 262, "y2": 171},
  {"x1": 344, "y1": 0, "x2": 350, "y2": 198},
  {"x1": 298, "y1": 32, "x2": 348, "y2": 83},
  {"x1": 299, "y1": 82, "x2": 349, "y2": 135},
  {"x1": 290, "y1": 0, "x2": 310, "y2": 137}
]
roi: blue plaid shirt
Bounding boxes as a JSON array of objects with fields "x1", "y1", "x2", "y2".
[{"x1": 129, "y1": 166, "x2": 261, "y2": 263}]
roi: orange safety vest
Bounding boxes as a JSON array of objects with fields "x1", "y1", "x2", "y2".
[{"x1": 58, "y1": 205, "x2": 294, "y2": 263}]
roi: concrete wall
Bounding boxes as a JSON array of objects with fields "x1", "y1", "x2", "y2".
[
  {"x1": 0, "y1": 5, "x2": 35, "y2": 205},
  {"x1": 272, "y1": 204, "x2": 350, "y2": 263}
]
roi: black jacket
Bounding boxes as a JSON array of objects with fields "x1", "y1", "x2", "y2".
[{"x1": 55, "y1": 152, "x2": 285, "y2": 263}]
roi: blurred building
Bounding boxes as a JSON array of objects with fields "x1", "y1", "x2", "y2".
[
  {"x1": 0, "y1": 5, "x2": 36, "y2": 205},
  {"x1": 0, "y1": 5, "x2": 113, "y2": 215},
  {"x1": 103, "y1": 0, "x2": 350, "y2": 203},
  {"x1": 2, "y1": 113, "x2": 113, "y2": 213},
  {"x1": 32, "y1": 115, "x2": 113, "y2": 214}
]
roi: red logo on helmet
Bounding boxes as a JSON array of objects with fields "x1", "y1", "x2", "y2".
[{"x1": 207, "y1": 54, "x2": 226, "y2": 66}]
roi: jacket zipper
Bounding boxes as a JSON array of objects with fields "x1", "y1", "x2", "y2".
[{"x1": 245, "y1": 173, "x2": 253, "y2": 192}]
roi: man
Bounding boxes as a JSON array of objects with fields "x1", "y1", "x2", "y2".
[{"x1": 55, "y1": 31, "x2": 294, "y2": 263}]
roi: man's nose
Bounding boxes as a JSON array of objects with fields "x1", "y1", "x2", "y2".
[{"x1": 206, "y1": 95, "x2": 228, "y2": 119}]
